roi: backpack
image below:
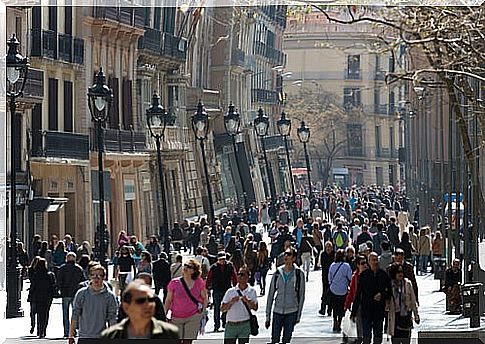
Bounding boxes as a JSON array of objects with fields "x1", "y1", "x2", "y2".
[{"x1": 273, "y1": 267, "x2": 302, "y2": 304}]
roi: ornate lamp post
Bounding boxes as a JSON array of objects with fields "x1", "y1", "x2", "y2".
[
  {"x1": 297, "y1": 120, "x2": 312, "y2": 197},
  {"x1": 277, "y1": 111, "x2": 297, "y2": 221},
  {"x1": 224, "y1": 103, "x2": 248, "y2": 212},
  {"x1": 192, "y1": 101, "x2": 215, "y2": 224},
  {"x1": 254, "y1": 108, "x2": 277, "y2": 219},
  {"x1": 87, "y1": 68, "x2": 112, "y2": 271},
  {"x1": 6, "y1": 34, "x2": 29, "y2": 318},
  {"x1": 146, "y1": 93, "x2": 170, "y2": 255}
]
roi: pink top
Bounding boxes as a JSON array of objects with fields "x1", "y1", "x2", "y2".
[{"x1": 168, "y1": 277, "x2": 205, "y2": 319}]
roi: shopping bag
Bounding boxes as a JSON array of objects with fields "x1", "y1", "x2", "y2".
[
  {"x1": 126, "y1": 271, "x2": 134, "y2": 284},
  {"x1": 342, "y1": 312, "x2": 357, "y2": 338}
]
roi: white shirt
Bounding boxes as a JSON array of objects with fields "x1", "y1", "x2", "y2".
[{"x1": 222, "y1": 285, "x2": 258, "y2": 322}]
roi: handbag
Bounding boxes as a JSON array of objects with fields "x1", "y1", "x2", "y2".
[
  {"x1": 180, "y1": 277, "x2": 203, "y2": 312},
  {"x1": 237, "y1": 290, "x2": 259, "y2": 336},
  {"x1": 342, "y1": 311, "x2": 357, "y2": 338}
]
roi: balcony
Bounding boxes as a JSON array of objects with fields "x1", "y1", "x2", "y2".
[
  {"x1": 263, "y1": 135, "x2": 293, "y2": 151},
  {"x1": 232, "y1": 48, "x2": 245, "y2": 67},
  {"x1": 58, "y1": 33, "x2": 72, "y2": 62},
  {"x1": 31, "y1": 130, "x2": 90, "y2": 160},
  {"x1": 251, "y1": 88, "x2": 278, "y2": 104},
  {"x1": 162, "y1": 32, "x2": 187, "y2": 60},
  {"x1": 138, "y1": 27, "x2": 162, "y2": 54},
  {"x1": 92, "y1": 7, "x2": 144, "y2": 27},
  {"x1": 90, "y1": 127, "x2": 147, "y2": 153},
  {"x1": 253, "y1": 42, "x2": 285, "y2": 65},
  {"x1": 19, "y1": 68, "x2": 44, "y2": 100},
  {"x1": 30, "y1": 29, "x2": 84, "y2": 65},
  {"x1": 374, "y1": 104, "x2": 388, "y2": 115}
]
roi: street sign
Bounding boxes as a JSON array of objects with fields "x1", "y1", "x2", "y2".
[{"x1": 444, "y1": 192, "x2": 464, "y2": 203}]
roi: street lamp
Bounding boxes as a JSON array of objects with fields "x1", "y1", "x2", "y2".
[
  {"x1": 254, "y1": 108, "x2": 277, "y2": 219},
  {"x1": 146, "y1": 92, "x2": 170, "y2": 255},
  {"x1": 6, "y1": 34, "x2": 29, "y2": 319},
  {"x1": 192, "y1": 100, "x2": 215, "y2": 225},
  {"x1": 297, "y1": 120, "x2": 312, "y2": 197},
  {"x1": 224, "y1": 103, "x2": 248, "y2": 212},
  {"x1": 87, "y1": 68, "x2": 112, "y2": 272},
  {"x1": 277, "y1": 111, "x2": 297, "y2": 221}
]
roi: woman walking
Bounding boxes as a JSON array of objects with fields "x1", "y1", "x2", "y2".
[
  {"x1": 137, "y1": 250, "x2": 153, "y2": 276},
  {"x1": 27, "y1": 256, "x2": 40, "y2": 335},
  {"x1": 116, "y1": 245, "x2": 137, "y2": 294},
  {"x1": 418, "y1": 227, "x2": 431, "y2": 275},
  {"x1": 328, "y1": 249, "x2": 353, "y2": 332},
  {"x1": 29, "y1": 258, "x2": 57, "y2": 338},
  {"x1": 52, "y1": 241, "x2": 67, "y2": 275},
  {"x1": 256, "y1": 241, "x2": 270, "y2": 296},
  {"x1": 344, "y1": 255, "x2": 368, "y2": 343},
  {"x1": 260, "y1": 203, "x2": 271, "y2": 232},
  {"x1": 387, "y1": 263, "x2": 420, "y2": 344},
  {"x1": 319, "y1": 241, "x2": 335, "y2": 316},
  {"x1": 164, "y1": 258, "x2": 208, "y2": 344}
]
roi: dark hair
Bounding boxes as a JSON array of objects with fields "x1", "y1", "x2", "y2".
[
  {"x1": 380, "y1": 241, "x2": 390, "y2": 251},
  {"x1": 388, "y1": 262, "x2": 404, "y2": 279},
  {"x1": 335, "y1": 249, "x2": 345, "y2": 262},
  {"x1": 196, "y1": 246, "x2": 204, "y2": 255},
  {"x1": 356, "y1": 255, "x2": 367, "y2": 266},
  {"x1": 34, "y1": 257, "x2": 48, "y2": 273},
  {"x1": 141, "y1": 251, "x2": 152, "y2": 263}
]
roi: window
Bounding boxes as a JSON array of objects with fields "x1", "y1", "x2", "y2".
[
  {"x1": 347, "y1": 124, "x2": 363, "y2": 156},
  {"x1": 389, "y1": 91, "x2": 395, "y2": 115},
  {"x1": 343, "y1": 87, "x2": 361, "y2": 110},
  {"x1": 376, "y1": 167, "x2": 384, "y2": 186},
  {"x1": 375, "y1": 126, "x2": 381, "y2": 157},
  {"x1": 163, "y1": 7, "x2": 175, "y2": 34},
  {"x1": 65, "y1": 6, "x2": 72, "y2": 34},
  {"x1": 153, "y1": 7, "x2": 161, "y2": 30},
  {"x1": 64, "y1": 81, "x2": 73, "y2": 132},
  {"x1": 346, "y1": 55, "x2": 360, "y2": 79},
  {"x1": 108, "y1": 77, "x2": 119, "y2": 129},
  {"x1": 48, "y1": 6, "x2": 57, "y2": 31},
  {"x1": 390, "y1": 126, "x2": 395, "y2": 157},
  {"x1": 122, "y1": 79, "x2": 133, "y2": 130},
  {"x1": 389, "y1": 55, "x2": 395, "y2": 73},
  {"x1": 48, "y1": 78, "x2": 58, "y2": 131},
  {"x1": 389, "y1": 164, "x2": 396, "y2": 186}
]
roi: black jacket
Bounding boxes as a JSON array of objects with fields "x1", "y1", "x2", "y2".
[
  {"x1": 30, "y1": 271, "x2": 56, "y2": 303},
  {"x1": 57, "y1": 261, "x2": 86, "y2": 297},
  {"x1": 152, "y1": 258, "x2": 171, "y2": 287},
  {"x1": 351, "y1": 268, "x2": 391, "y2": 320}
]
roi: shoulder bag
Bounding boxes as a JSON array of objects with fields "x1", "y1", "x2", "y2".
[
  {"x1": 236, "y1": 290, "x2": 259, "y2": 336},
  {"x1": 179, "y1": 277, "x2": 203, "y2": 312}
]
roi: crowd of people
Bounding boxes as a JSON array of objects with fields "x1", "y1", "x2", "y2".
[{"x1": 11, "y1": 184, "x2": 469, "y2": 344}]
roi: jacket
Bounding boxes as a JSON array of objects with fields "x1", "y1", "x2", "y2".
[
  {"x1": 101, "y1": 318, "x2": 179, "y2": 339},
  {"x1": 266, "y1": 265, "x2": 306, "y2": 322},
  {"x1": 418, "y1": 235, "x2": 431, "y2": 256},
  {"x1": 351, "y1": 268, "x2": 392, "y2": 320},
  {"x1": 57, "y1": 261, "x2": 86, "y2": 297},
  {"x1": 152, "y1": 258, "x2": 171, "y2": 287},
  {"x1": 386, "y1": 278, "x2": 419, "y2": 337},
  {"x1": 344, "y1": 271, "x2": 360, "y2": 310},
  {"x1": 29, "y1": 271, "x2": 56, "y2": 303}
]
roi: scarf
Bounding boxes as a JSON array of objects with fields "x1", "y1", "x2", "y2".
[{"x1": 392, "y1": 279, "x2": 408, "y2": 316}]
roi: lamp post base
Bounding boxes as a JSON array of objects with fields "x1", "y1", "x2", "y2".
[{"x1": 6, "y1": 264, "x2": 24, "y2": 319}]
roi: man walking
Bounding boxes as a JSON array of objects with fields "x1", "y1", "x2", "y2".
[
  {"x1": 57, "y1": 252, "x2": 86, "y2": 338},
  {"x1": 221, "y1": 266, "x2": 258, "y2": 344},
  {"x1": 266, "y1": 247, "x2": 305, "y2": 344},
  {"x1": 68, "y1": 265, "x2": 118, "y2": 342},
  {"x1": 351, "y1": 252, "x2": 391, "y2": 344},
  {"x1": 206, "y1": 251, "x2": 237, "y2": 332},
  {"x1": 152, "y1": 252, "x2": 171, "y2": 301}
]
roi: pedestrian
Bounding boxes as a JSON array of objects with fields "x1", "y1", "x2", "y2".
[
  {"x1": 102, "y1": 280, "x2": 179, "y2": 339},
  {"x1": 116, "y1": 245, "x2": 137, "y2": 295},
  {"x1": 57, "y1": 252, "x2": 86, "y2": 338},
  {"x1": 64, "y1": 234, "x2": 77, "y2": 253},
  {"x1": 345, "y1": 246, "x2": 357, "y2": 272},
  {"x1": 265, "y1": 247, "x2": 305, "y2": 344},
  {"x1": 27, "y1": 256, "x2": 40, "y2": 335},
  {"x1": 171, "y1": 254, "x2": 184, "y2": 279},
  {"x1": 396, "y1": 232, "x2": 415, "y2": 263},
  {"x1": 391, "y1": 249, "x2": 419, "y2": 305},
  {"x1": 372, "y1": 222, "x2": 389, "y2": 255},
  {"x1": 328, "y1": 249, "x2": 353, "y2": 332},
  {"x1": 332, "y1": 222, "x2": 349, "y2": 251},
  {"x1": 356, "y1": 226, "x2": 372, "y2": 252},
  {"x1": 152, "y1": 252, "x2": 171, "y2": 301},
  {"x1": 344, "y1": 255, "x2": 368, "y2": 344},
  {"x1": 312, "y1": 222, "x2": 323, "y2": 270},
  {"x1": 39, "y1": 241, "x2": 53, "y2": 271},
  {"x1": 77, "y1": 254, "x2": 91, "y2": 280},
  {"x1": 378, "y1": 241, "x2": 393, "y2": 270},
  {"x1": 31, "y1": 234, "x2": 42, "y2": 260},
  {"x1": 319, "y1": 241, "x2": 335, "y2": 316},
  {"x1": 146, "y1": 235, "x2": 161, "y2": 261},
  {"x1": 137, "y1": 251, "x2": 153, "y2": 276},
  {"x1": 417, "y1": 227, "x2": 431, "y2": 275},
  {"x1": 77, "y1": 241, "x2": 92, "y2": 260},
  {"x1": 351, "y1": 252, "x2": 392, "y2": 344},
  {"x1": 299, "y1": 228, "x2": 314, "y2": 281},
  {"x1": 117, "y1": 230, "x2": 130, "y2": 248},
  {"x1": 206, "y1": 251, "x2": 237, "y2": 332},
  {"x1": 260, "y1": 203, "x2": 271, "y2": 232},
  {"x1": 29, "y1": 258, "x2": 57, "y2": 338},
  {"x1": 243, "y1": 240, "x2": 258, "y2": 286},
  {"x1": 164, "y1": 258, "x2": 208, "y2": 344},
  {"x1": 221, "y1": 265, "x2": 258, "y2": 344},
  {"x1": 256, "y1": 241, "x2": 270, "y2": 296},
  {"x1": 52, "y1": 241, "x2": 67, "y2": 274},
  {"x1": 230, "y1": 249, "x2": 244, "y2": 272},
  {"x1": 68, "y1": 265, "x2": 118, "y2": 341},
  {"x1": 49, "y1": 234, "x2": 60, "y2": 251},
  {"x1": 387, "y1": 263, "x2": 420, "y2": 344},
  {"x1": 387, "y1": 217, "x2": 400, "y2": 249}
]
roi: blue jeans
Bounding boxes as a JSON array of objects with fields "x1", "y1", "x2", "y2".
[
  {"x1": 213, "y1": 289, "x2": 226, "y2": 329},
  {"x1": 362, "y1": 316, "x2": 384, "y2": 344},
  {"x1": 62, "y1": 297, "x2": 74, "y2": 336},
  {"x1": 271, "y1": 311, "x2": 298, "y2": 344},
  {"x1": 420, "y1": 255, "x2": 429, "y2": 273}
]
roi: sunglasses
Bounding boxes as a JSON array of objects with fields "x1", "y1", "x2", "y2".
[
  {"x1": 90, "y1": 274, "x2": 104, "y2": 279},
  {"x1": 134, "y1": 296, "x2": 157, "y2": 305},
  {"x1": 184, "y1": 264, "x2": 194, "y2": 269},
  {"x1": 359, "y1": 262, "x2": 367, "y2": 266},
  {"x1": 284, "y1": 252, "x2": 294, "y2": 257}
]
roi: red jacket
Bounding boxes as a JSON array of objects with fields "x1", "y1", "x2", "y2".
[{"x1": 344, "y1": 270, "x2": 360, "y2": 310}]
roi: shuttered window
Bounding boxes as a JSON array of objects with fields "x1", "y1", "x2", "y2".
[
  {"x1": 64, "y1": 81, "x2": 73, "y2": 132},
  {"x1": 48, "y1": 78, "x2": 58, "y2": 131},
  {"x1": 122, "y1": 79, "x2": 133, "y2": 130},
  {"x1": 65, "y1": 6, "x2": 72, "y2": 34},
  {"x1": 108, "y1": 77, "x2": 119, "y2": 129}
]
